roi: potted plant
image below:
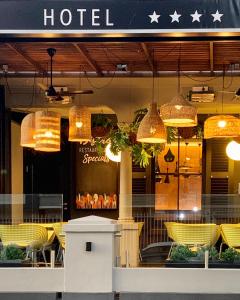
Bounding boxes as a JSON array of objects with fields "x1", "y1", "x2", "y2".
[
  {"x1": 91, "y1": 114, "x2": 114, "y2": 138},
  {"x1": 0, "y1": 244, "x2": 27, "y2": 267}
]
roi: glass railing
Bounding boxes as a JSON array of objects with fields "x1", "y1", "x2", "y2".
[
  {"x1": 116, "y1": 193, "x2": 240, "y2": 268},
  {"x1": 0, "y1": 194, "x2": 63, "y2": 268}
]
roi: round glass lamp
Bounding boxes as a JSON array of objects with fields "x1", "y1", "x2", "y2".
[
  {"x1": 204, "y1": 115, "x2": 240, "y2": 139},
  {"x1": 20, "y1": 113, "x2": 36, "y2": 148},
  {"x1": 226, "y1": 141, "x2": 240, "y2": 161},
  {"x1": 69, "y1": 106, "x2": 92, "y2": 142},
  {"x1": 160, "y1": 95, "x2": 197, "y2": 127},
  {"x1": 137, "y1": 102, "x2": 166, "y2": 144},
  {"x1": 105, "y1": 144, "x2": 121, "y2": 162},
  {"x1": 35, "y1": 110, "x2": 61, "y2": 152}
]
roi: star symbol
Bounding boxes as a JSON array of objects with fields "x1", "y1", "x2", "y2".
[
  {"x1": 211, "y1": 10, "x2": 223, "y2": 22},
  {"x1": 191, "y1": 10, "x2": 202, "y2": 22},
  {"x1": 148, "y1": 11, "x2": 161, "y2": 23},
  {"x1": 170, "y1": 11, "x2": 181, "y2": 23}
]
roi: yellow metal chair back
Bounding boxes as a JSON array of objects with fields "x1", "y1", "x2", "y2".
[
  {"x1": 0, "y1": 224, "x2": 48, "y2": 249},
  {"x1": 170, "y1": 223, "x2": 220, "y2": 247},
  {"x1": 53, "y1": 222, "x2": 66, "y2": 249},
  {"x1": 164, "y1": 222, "x2": 176, "y2": 240},
  {"x1": 220, "y1": 224, "x2": 240, "y2": 249}
]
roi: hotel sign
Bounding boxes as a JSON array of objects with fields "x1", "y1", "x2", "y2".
[{"x1": 0, "y1": 0, "x2": 240, "y2": 36}]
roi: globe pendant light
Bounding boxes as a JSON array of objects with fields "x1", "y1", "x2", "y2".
[
  {"x1": 35, "y1": 110, "x2": 61, "y2": 152},
  {"x1": 204, "y1": 115, "x2": 240, "y2": 139},
  {"x1": 69, "y1": 105, "x2": 92, "y2": 142},
  {"x1": 226, "y1": 140, "x2": 240, "y2": 161},
  {"x1": 137, "y1": 50, "x2": 166, "y2": 144},
  {"x1": 20, "y1": 113, "x2": 36, "y2": 148},
  {"x1": 105, "y1": 143, "x2": 121, "y2": 162},
  {"x1": 160, "y1": 51, "x2": 197, "y2": 127}
]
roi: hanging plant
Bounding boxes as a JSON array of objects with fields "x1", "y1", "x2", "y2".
[{"x1": 93, "y1": 108, "x2": 202, "y2": 168}]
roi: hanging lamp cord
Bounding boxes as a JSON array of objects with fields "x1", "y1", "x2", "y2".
[
  {"x1": 152, "y1": 48, "x2": 155, "y2": 104},
  {"x1": 177, "y1": 44, "x2": 182, "y2": 95}
]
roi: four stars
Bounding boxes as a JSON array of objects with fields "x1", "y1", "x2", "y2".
[{"x1": 148, "y1": 10, "x2": 223, "y2": 24}]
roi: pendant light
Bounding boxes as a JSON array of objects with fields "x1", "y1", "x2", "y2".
[
  {"x1": 204, "y1": 115, "x2": 240, "y2": 139},
  {"x1": 20, "y1": 113, "x2": 36, "y2": 148},
  {"x1": 204, "y1": 67, "x2": 240, "y2": 139},
  {"x1": 137, "y1": 50, "x2": 167, "y2": 144},
  {"x1": 160, "y1": 46, "x2": 197, "y2": 127},
  {"x1": 69, "y1": 105, "x2": 92, "y2": 142},
  {"x1": 35, "y1": 110, "x2": 61, "y2": 152}
]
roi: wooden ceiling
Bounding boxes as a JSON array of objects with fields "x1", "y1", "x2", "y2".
[{"x1": 1, "y1": 41, "x2": 240, "y2": 76}]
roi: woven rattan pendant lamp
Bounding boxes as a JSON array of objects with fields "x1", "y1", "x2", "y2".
[
  {"x1": 35, "y1": 110, "x2": 61, "y2": 152},
  {"x1": 137, "y1": 51, "x2": 166, "y2": 144},
  {"x1": 20, "y1": 113, "x2": 36, "y2": 148},
  {"x1": 204, "y1": 114, "x2": 240, "y2": 139},
  {"x1": 69, "y1": 105, "x2": 92, "y2": 142},
  {"x1": 204, "y1": 68, "x2": 240, "y2": 139},
  {"x1": 160, "y1": 47, "x2": 197, "y2": 127}
]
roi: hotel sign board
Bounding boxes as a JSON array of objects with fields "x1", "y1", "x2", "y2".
[{"x1": 0, "y1": 0, "x2": 240, "y2": 36}]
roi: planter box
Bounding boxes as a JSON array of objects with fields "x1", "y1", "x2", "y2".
[
  {"x1": 165, "y1": 260, "x2": 240, "y2": 268},
  {"x1": 0, "y1": 260, "x2": 30, "y2": 268}
]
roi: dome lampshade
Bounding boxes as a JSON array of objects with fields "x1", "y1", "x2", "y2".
[
  {"x1": 20, "y1": 113, "x2": 36, "y2": 148},
  {"x1": 204, "y1": 115, "x2": 240, "y2": 139},
  {"x1": 69, "y1": 106, "x2": 92, "y2": 142},
  {"x1": 137, "y1": 102, "x2": 167, "y2": 144},
  {"x1": 35, "y1": 110, "x2": 61, "y2": 152},
  {"x1": 160, "y1": 95, "x2": 197, "y2": 127}
]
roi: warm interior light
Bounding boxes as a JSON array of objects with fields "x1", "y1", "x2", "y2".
[
  {"x1": 105, "y1": 144, "x2": 121, "y2": 163},
  {"x1": 175, "y1": 105, "x2": 182, "y2": 110},
  {"x1": 76, "y1": 121, "x2": 83, "y2": 128},
  {"x1": 45, "y1": 130, "x2": 53, "y2": 138},
  {"x1": 226, "y1": 141, "x2": 240, "y2": 161},
  {"x1": 192, "y1": 206, "x2": 199, "y2": 212},
  {"x1": 218, "y1": 120, "x2": 227, "y2": 128}
]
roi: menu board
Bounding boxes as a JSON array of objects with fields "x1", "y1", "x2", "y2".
[{"x1": 75, "y1": 143, "x2": 119, "y2": 210}]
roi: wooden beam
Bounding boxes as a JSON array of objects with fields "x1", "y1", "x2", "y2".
[
  {"x1": 209, "y1": 41, "x2": 214, "y2": 73},
  {"x1": 5, "y1": 43, "x2": 46, "y2": 74},
  {"x1": 72, "y1": 43, "x2": 103, "y2": 76},
  {"x1": 140, "y1": 42, "x2": 154, "y2": 71}
]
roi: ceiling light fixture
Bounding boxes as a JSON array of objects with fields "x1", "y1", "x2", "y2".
[
  {"x1": 69, "y1": 106, "x2": 92, "y2": 143},
  {"x1": 34, "y1": 110, "x2": 61, "y2": 152},
  {"x1": 20, "y1": 113, "x2": 36, "y2": 148},
  {"x1": 160, "y1": 45, "x2": 197, "y2": 127},
  {"x1": 137, "y1": 50, "x2": 167, "y2": 144},
  {"x1": 105, "y1": 143, "x2": 121, "y2": 162},
  {"x1": 204, "y1": 67, "x2": 240, "y2": 139}
]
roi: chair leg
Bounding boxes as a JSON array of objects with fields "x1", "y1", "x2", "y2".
[
  {"x1": 219, "y1": 243, "x2": 224, "y2": 259},
  {"x1": 167, "y1": 242, "x2": 174, "y2": 259},
  {"x1": 41, "y1": 248, "x2": 48, "y2": 267}
]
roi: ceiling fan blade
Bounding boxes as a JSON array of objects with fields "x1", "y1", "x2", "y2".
[
  {"x1": 60, "y1": 90, "x2": 94, "y2": 95},
  {"x1": 217, "y1": 90, "x2": 235, "y2": 94},
  {"x1": 37, "y1": 82, "x2": 48, "y2": 91}
]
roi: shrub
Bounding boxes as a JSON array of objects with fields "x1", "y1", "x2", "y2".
[
  {"x1": 221, "y1": 248, "x2": 240, "y2": 263},
  {"x1": 170, "y1": 245, "x2": 196, "y2": 262},
  {"x1": 0, "y1": 244, "x2": 25, "y2": 261}
]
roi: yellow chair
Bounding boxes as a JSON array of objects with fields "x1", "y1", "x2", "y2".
[
  {"x1": 220, "y1": 224, "x2": 240, "y2": 255},
  {"x1": 53, "y1": 222, "x2": 66, "y2": 249},
  {"x1": 53, "y1": 222, "x2": 67, "y2": 262},
  {"x1": 20, "y1": 223, "x2": 56, "y2": 264},
  {"x1": 167, "y1": 223, "x2": 220, "y2": 256},
  {"x1": 164, "y1": 222, "x2": 176, "y2": 240},
  {"x1": 0, "y1": 224, "x2": 48, "y2": 263}
]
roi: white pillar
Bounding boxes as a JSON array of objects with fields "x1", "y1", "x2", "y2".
[
  {"x1": 119, "y1": 149, "x2": 133, "y2": 222},
  {"x1": 118, "y1": 149, "x2": 139, "y2": 267},
  {"x1": 64, "y1": 216, "x2": 121, "y2": 293}
]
